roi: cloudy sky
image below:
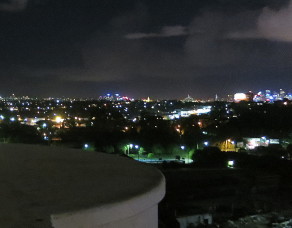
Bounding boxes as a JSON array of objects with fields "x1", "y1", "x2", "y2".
[{"x1": 0, "y1": 0, "x2": 292, "y2": 99}]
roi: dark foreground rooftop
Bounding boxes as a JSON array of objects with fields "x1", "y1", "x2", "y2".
[{"x1": 0, "y1": 143, "x2": 165, "y2": 227}]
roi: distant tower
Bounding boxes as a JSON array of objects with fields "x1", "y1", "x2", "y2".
[
  {"x1": 227, "y1": 95, "x2": 233, "y2": 102},
  {"x1": 182, "y1": 95, "x2": 194, "y2": 103},
  {"x1": 265, "y1": 90, "x2": 271, "y2": 101},
  {"x1": 215, "y1": 94, "x2": 218, "y2": 101},
  {"x1": 273, "y1": 91, "x2": 278, "y2": 100},
  {"x1": 245, "y1": 91, "x2": 254, "y2": 102},
  {"x1": 280, "y1": 89, "x2": 286, "y2": 99},
  {"x1": 115, "y1": 94, "x2": 120, "y2": 101}
]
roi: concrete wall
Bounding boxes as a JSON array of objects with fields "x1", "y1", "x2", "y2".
[
  {"x1": 0, "y1": 144, "x2": 165, "y2": 228},
  {"x1": 52, "y1": 205, "x2": 158, "y2": 228},
  {"x1": 51, "y1": 175, "x2": 165, "y2": 228}
]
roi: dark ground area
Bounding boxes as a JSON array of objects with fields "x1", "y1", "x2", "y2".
[{"x1": 156, "y1": 158, "x2": 292, "y2": 227}]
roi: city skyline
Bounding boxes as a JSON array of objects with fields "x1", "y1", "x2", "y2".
[
  {"x1": 1, "y1": 0, "x2": 292, "y2": 98},
  {"x1": 1, "y1": 88, "x2": 292, "y2": 101}
]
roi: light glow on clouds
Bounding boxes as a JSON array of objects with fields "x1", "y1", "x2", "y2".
[
  {"x1": 125, "y1": 25, "x2": 189, "y2": 39},
  {"x1": 229, "y1": 0, "x2": 292, "y2": 42},
  {"x1": 257, "y1": 1, "x2": 292, "y2": 42}
]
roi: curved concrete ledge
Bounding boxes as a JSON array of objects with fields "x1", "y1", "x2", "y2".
[
  {"x1": 0, "y1": 143, "x2": 165, "y2": 228},
  {"x1": 51, "y1": 175, "x2": 165, "y2": 227}
]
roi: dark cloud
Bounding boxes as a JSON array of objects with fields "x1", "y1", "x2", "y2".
[
  {"x1": 80, "y1": 4, "x2": 188, "y2": 85},
  {"x1": 0, "y1": 0, "x2": 291, "y2": 98},
  {"x1": 125, "y1": 26, "x2": 189, "y2": 39},
  {"x1": 0, "y1": 0, "x2": 28, "y2": 12}
]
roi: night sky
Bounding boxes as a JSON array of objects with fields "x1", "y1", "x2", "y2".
[{"x1": 1, "y1": 0, "x2": 292, "y2": 99}]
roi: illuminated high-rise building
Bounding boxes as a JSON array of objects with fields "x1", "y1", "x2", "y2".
[
  {"x1": 215, "y1": 94, "x2": 219, "y2": 101},
  {"x1": 280, "y1": 89, "x2": 286, "y2": 99},
  {"x1": 245, "y1": 91, "x2": 254, "y2": 102}
]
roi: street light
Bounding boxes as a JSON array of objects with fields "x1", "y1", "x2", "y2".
[
  {"x1": 204, "y1": 141, "x2": 209, "y2": 146},
  {"x1": 227, "y1": 160, "x2": 234, "y2": 168},
  {"x1": 126, "y1": 144, "x2": 133, "y2": 156},
  {"x1": 135, "y1": 145, "x2": 140, "y2": 161}
]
